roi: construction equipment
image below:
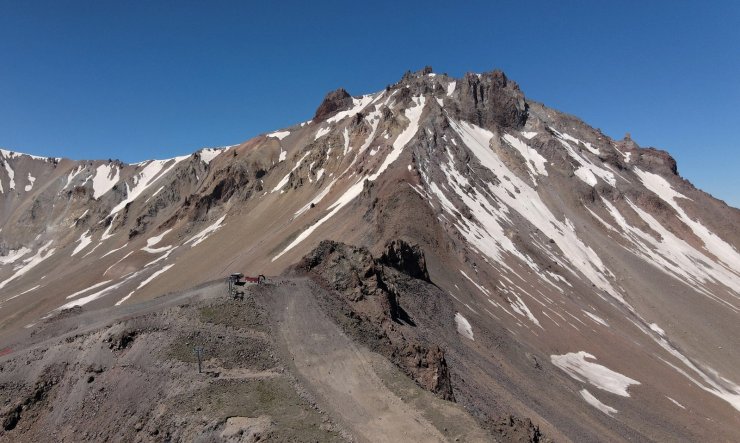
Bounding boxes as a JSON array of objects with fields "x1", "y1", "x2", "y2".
[{"x1": 227, "y1": 273, "x2": 266, "y2": 299}]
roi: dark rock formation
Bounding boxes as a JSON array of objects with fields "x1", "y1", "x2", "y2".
[
  {"x1": 490, "y1": 415, "x2": 550, "y2": 443},
  {"x1": 294, "y1": 240, "x2": 455, "y2": 400},
  {"x1": 635, "y1": 146, "x2": 678, "y2": 176},
  {"x1": 379, "y1": 239, "x2": 430, "y2": 282},
  {"x1": 457, "y1": 70, "x2": 528, "y2": 129},
  {"x1": 396, "y1": 343, "x2": 453, "y2": 400},
  {"x1": 313, "y1": 88, "x2": 353, "y2": 121}
]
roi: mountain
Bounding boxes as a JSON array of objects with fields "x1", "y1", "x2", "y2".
[{"x1": 1, "y1": 67, "x2": 739, "y2": 441}]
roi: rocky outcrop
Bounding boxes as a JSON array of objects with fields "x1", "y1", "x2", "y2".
[
  {"x1": 313, "y1": 88, "x2": 353, "y2": 121},
  {"x1": 490, "y1": 415, "x2": 550, "y2": 443},
  {"x1": 457, "y1": 70, "x2": 528, "y2": 129},
  {"x1": 634, "y1": 146, "x2": 678, "y2": 175},
  {"x1": 396, "y1": 343, "x2": 453, "y2": 400},
  {"x1": 294, "y1": 239, "x2": 455, "y2": 400},
  {"x1": 379, "y1": 239, "x2": 430, "y2": 282}
]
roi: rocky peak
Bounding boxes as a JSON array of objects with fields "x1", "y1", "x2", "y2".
[
  {"x1": 400, "y1": 66, "x2": 435, "y2": 82},
  {"x1": 457, "y1": 69, "x2": 528, "y2": 129},
  {"x1": 313, "y1": 88, "x2": 353, "y2": 121},
  {"x1": 635, "y1": 147, "x2": 679, "y2": 176}
]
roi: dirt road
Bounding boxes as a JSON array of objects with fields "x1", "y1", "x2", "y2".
[{"x1": 265, "y1": 278, "x2": 449, "y2": 443}]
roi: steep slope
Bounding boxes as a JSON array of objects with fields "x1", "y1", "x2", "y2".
[{"x1": 1, "y1": 66, "x2": 739, "y2": 440}]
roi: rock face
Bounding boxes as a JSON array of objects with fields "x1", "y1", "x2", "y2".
[
  {"x1": 294, "y1": 239, "x2": 455, "y2": 400},
  {"x1": 457, "y1": 70, "x2": 528, "y2": 129},
  {"x1": 397, "y1": 343, "x2": 453, "y2": 401},
  {"x1": 313, "y1": 88, "x2": 353, "y2": 121},
  {"x1": 378, "y1": 239, "x2": 430, "y2": 282}
]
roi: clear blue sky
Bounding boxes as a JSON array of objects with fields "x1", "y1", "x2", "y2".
[{"x1": 1, "y1": 1, "x2": 738, "y2": 206}]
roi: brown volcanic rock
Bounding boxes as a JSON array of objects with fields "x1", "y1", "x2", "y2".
[
  {"x1": 633, "y1": 145, "x2": 679, "y2": 175},
  {"x1": 379, "y1": 239, "x2": 431, "y2": 282},
  {"x1": 293, "y1": 239, "x2": 455, "y2": 400},
  {"x1": 313, "y1": 88, "x2": 352, "y2": 121},
  {"x1": 457, "y1": 70, "x2": 528, "y2": 129},
  {"x1": 397, "y1": 342, "x2": 454, "y2": 401}
]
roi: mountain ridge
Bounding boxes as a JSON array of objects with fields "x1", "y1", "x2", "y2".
[{"x1": 1, "y1": 66, "x2": 739, "y2": 441}]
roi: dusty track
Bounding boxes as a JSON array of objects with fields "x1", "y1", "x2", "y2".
[{"x1": 263, "y1": 278, "x2": 488, "y2": 443}]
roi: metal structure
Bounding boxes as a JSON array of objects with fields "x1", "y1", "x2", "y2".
[
  {"x1": 227, "y1": 273, "x2": 266, "y2": 299},
  {"x1": 228, "y1": 273, "x2": 245, "y2": 299},
  {"x1": 193, "y1": 346, "x2": 204, "y2": 373}
]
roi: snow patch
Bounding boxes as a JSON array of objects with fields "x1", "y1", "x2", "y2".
[
  {"x1": 108, "y1": 156, "x2": 188, "y2": 217},
  {"x1": 115, "y1": 264, "x2": 174, "y2": 306},
  {"x1": 267, "y1": 130, "x2": 290, "y2": 140},
  {"x1": 666, "y1": 396, "x2": 686, "y2": 409},
  {"x1": 141, "y1": 228, "x2": 173, "y2": 253},
  {"x1": 552, "y1": 130, "x2": 615, "y2": 186},
  {"x1": 199, "y1": 148, "x2": 224, "y2": 164},
  {"x1": 0, "y1": 241, "x2": 55, "y2": 290},
  {"x1": 57, "y1": 271, "x2": 144, "y2": 309},
  {"x1": 460, "y1": 270, "x2": 491, "y2": 296},
  {"x1": 558, "y1": 132, "x2": 600, "y2": 155},
  {"x1": 502, "y1": 133, "x2": 548, "y2": 178},
  {"x1": 294, "y1": 179, "x2": 337, "y2": 219},
  {"x1": 574, "y1": 167, "x2": 598, "y2": 187},
  {"x1": 63, "y1": 165, "x2": 85, "y2": 189},
  {"x1": 3, "y1": 161, "x2": 15, "y2": 190},
  {"x1": 71, "y1": 230, "x2": 93, "y2": 256},
  {"x1": 551, "y1": 351, "x2": 640, "y2": 396},
  {"x1": 0, "y1": 247, "x2": 32, "y2": 265},
  {"x1": 342, "y1": 127, "x2": 351, "y2": 155},
  {"x1": 580, "y1": 389, "x2": 617, "y2": 415},
  {"x1": 583, "y1": 310, "x2": 609, "y2": 327},
  {"x1": 0, "y1": 149, "x2": 53, "y2": 161},
  {"x1": 455, "y1": 313, "x2": 474, "y2": 340},
  {"x1": 91, "y1": 164, "x2": 120, "y2": 199},
  {"x1": 65, "y1": 280, "x2": 113, "y2": 299},
  {"x1": 649, "y1": 323, "x2": 665, "y2": 336},
  {"x1": 326, "y1": 94, "x2": 377, "y2": 124},
  {"x1": 24, "y1": 173, "x2": 36, "y2": 192},
  {"x1": 314, "y1": 126, "x2": 331, "y2": 140},
  {"x1": 4, "y1": 284, "x2": 41, "y2": 302},
  {"x1": 186, "y1": 216, "x2": 226, "y2": 247},
  {"x1": 601, "y1": 197, "x2": 739, "y2": 304},
  {"x1": 507, "y1": 293, "x2": 541, "y2": 327},
  {"x1": 634, "y1": 168, "x2": 740, "y2": 273},
  {"x1": 272, "y1": 151, "x2": 310, "y2": 193}
]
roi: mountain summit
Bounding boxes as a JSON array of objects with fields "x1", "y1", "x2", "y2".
[{"x1": 1, "y1": 67, "x2": 739, "y2": 441}]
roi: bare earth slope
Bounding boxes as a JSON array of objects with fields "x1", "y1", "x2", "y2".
[{"x1": 0, "y1": 276, "x2": 495, "y2": 442}]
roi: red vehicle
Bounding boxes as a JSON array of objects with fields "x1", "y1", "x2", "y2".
[{"x1": 242, "y1": 275, "x2": 266, "y2": 284}]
